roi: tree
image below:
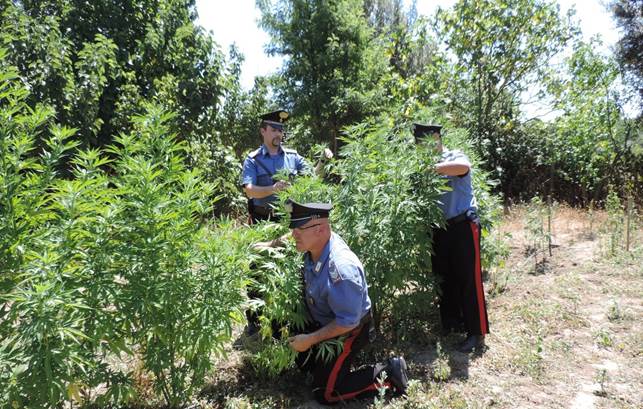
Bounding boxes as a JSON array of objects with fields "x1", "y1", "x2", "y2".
[
  {"x1": 362, "y1": 0, "x2": 448, "y2": 121},
  {"x1": 363, "y1": 0, "x2": 435, "y2": 80},
  {"x1": 610, "y1": 0, "x2": 643, "y2": 112},
  {"x1": 0, "y1": 0, "x2": 231, "y2": 149},
  {"x1": 548, "y1": 39, "x2": 642, "y2": 203},
  {"x1": 436, "y1": 0, "x2": 574, "y2": 170},
  {"x1": 257, "y1": 0, "x2": 381, "y2": 151}
]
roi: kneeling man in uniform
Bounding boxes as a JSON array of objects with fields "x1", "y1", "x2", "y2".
[{"x1": 285, "y1": 199, "x2": 409, "y2": 404}]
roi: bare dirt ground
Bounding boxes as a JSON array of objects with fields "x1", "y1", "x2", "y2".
[{"x1": 202, "y1": 206, "x2": 642, "y2": 409}]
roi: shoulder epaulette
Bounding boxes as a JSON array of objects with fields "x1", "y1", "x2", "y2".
[
  {"x1": 328, "y1": 260, "x2": 345, "y2": 284},
  {"x1": 247, "y1": 148, "x2": 261, "y2": 159},
  {"x1": 282, "y1": 147, "x2": 298, "y2": 154}
]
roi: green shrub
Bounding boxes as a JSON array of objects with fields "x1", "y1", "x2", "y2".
[
  {"x1": 330, "y1": 121, "x2": 445, "y2": 326},
  {"x1": 1, "y1": 59, "x2": 101, "y2": 408},
  {"x1": 1, "y1": 59, "x2": 248, "y2": 407}
]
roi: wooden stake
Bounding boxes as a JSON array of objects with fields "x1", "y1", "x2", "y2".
[{"x1": 626, "y1": 194, "x2": 632, "y2": 252}]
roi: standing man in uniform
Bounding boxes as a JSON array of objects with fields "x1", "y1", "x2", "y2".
[
  {"x1": 413, "y1": 123, "x2": 489, "y2": 353},
  {"x1": 285, "y1": 199, "x2": 409, "y2": 404},
  {"x1": 241, "y1": 110, "x2": 309, "y2": 224},
  {"x1": 240, "y1": 110, "x2": 309, "y2": 336}
]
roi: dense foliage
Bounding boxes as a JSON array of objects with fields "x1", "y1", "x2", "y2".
[
  {"x1": 1, "y1": 0, "x2": 640, "y2": 406},
  {"x1": 258, "y1": 0, "x2": 641, "y2": 206},
  {"x1": 0, "y1": 65, "x2": 252, "y2": 407},
  {"x1": 610, "y1": 0, "x2": 643, "y2": 110},
  {"x1": 0, "y1": 0, "x2": 246, "y2": 214}
]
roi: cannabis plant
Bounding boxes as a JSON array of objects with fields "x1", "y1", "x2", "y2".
[
  {"x1": 331, "y1": 122, "x2": 444, "y2": 326},
  {"x1": 1, "y1": 61, "x2": 249, "y2": 407}
]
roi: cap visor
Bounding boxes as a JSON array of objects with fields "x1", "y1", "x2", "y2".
[{"x1": 289, "y1": 217, "x2": 312, "y2": 229}]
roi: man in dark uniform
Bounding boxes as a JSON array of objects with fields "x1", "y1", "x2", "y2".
[
  {"x1": 413, "y1": 123, "x2": 490, "y2": 353},
  {"x1": 241, "y1": 109, "x2": 309, "y2": 224},
  {"x1": 285, "y1": 199, "x2": 409, "y2": 404}
]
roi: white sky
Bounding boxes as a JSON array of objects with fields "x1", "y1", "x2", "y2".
[{"x1": 196, "y1": 0, "x2": 619, "y2": 91}]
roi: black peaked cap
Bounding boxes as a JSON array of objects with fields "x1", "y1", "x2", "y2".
[
  {"x1": 260, "y1": 109, "x2": 289, "y2": 126},
  {"x1": 285, "y1": 199, "x2": 332, "y2": 228},
  {"x1": 412, "y1": 123, "x2": 442, "y2": 139}
]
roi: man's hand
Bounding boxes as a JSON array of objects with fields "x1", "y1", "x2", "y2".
[
  {"x1": 252, "y1": 241, "x2": 273, "y2": 251},
  {"x1": 288, "y1": 333, "x2": 314, "y2": 352},
  {"x1": 320, "y1": 148, "x2": 333, "y2": 162},
  {"x1": 251, "y1": 234, "x2": 287, "y2": 251},
  {"x1": 273, "y1": 180, "x2": 290, "y2": 192}
]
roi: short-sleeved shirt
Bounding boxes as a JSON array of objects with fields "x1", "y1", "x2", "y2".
[
  {"x1": 303, "y1": 232, "x2": 371, "y2": 327},
  {"x1": 240, "y1": 144, "x2": 308, "y2": 207},
  {"x1": 438, "y1": 149, "x2": 477, "y2": 220}
]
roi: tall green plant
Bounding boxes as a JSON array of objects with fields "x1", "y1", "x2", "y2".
[
  {"x1": 330, "y1": 121, "x2": 444, "y2": 326},
  {"x1": 525, "y1": 196, "x2": 550, "y2": 271},
  {"x1": 602, "y1": 188, "x2": 625, "y2": 257},
  {"x1": 0, "y1": 57, "x2": 109, "y2": 407},
  {"x1": 436, "y1": 0, "x2": 573, "y2": 159},
  {"x1": 1, "y1": 62, "x2": 249, "y2": 406},
  {"x1": 101, "y1": 106, "x2": 247, "y2": 406}
]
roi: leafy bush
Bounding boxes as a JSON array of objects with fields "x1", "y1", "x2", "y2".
[
  {"x1": 1, "y1": 60, "x2": 98, "y2": 408},
  {"x1": 330, "y1": 121, "x2": 445, "y2": 326},
  {"x1": 601, "y1": 187, "x2": 625, "y2": 257},
  {"x1": 187, "y1": 138, "x2": 246, "y2": 218},
  {"x1": 0, "y1": 61, "x2": 249, "y2": 407},
  {"x1": 246, "y1": 236, "x2": 307, "y2": 378},
  {"x1": 102, "y1": 107, "x2": 248, "y2": 405}
]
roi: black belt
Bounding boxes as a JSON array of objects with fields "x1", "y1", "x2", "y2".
[
  {"x1": 359, "y1": 310, "x2": 373, "y2": 326},
  {"x1": 447, "y1": 212, "x2": 468, "y2": 226},
  {"x1": 253, "y1": 205, "x2": 273, "y2": 217}
]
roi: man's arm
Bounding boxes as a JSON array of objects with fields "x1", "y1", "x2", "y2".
[
  {"x1": 435, "y1": 152, "x2": 471, "y2": 177},
  {"x1": 435, "y1": 161, "x2": 470, "y2": 177},
  {"x1": 288, "y1": 320, "x2": 357, "y2": 352},
  {"x1": 241, "y1": 155, "x2": 289, "y2": 198},
  {"x1": 252, "y1": 232, "x2": 290, "y2": 250},
  {"x1": 244, "y1": 182, "x2": 289, "y2": 199},
  {"x1": 314, "y1": 148, "x2": 334, "y2": 177}
]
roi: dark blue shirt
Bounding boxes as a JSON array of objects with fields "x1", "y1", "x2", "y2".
[
  {"x1": 240, "y1": 144, "x2": 307, "y2": 207},
  {"x1": 303, "y1": 232, "x2": 371, "y2": 327}
]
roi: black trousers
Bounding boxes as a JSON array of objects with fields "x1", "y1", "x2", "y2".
[
  {"x1": 248, "y1": 210, "x2": 280, "y2": 225},
  {"x1": 296, "y1": 321, "x2": 388, "y2": 404},
  {"x1": 431, "y1": 220, "x2": 489, "y2": 336}
]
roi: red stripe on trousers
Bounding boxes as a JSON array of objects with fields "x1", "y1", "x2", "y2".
[
  {"x1": 470, "y1": 221, "x2": 488, "y2": 334},
  {"x1": 324, "y1": 326, "x2": 389, "y2": 402}
]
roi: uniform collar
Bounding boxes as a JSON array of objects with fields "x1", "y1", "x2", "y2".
[
  {"x1": 306, "y1": 234, "x2": 333, "y2": 275},
  {"x1": 260, "y1": 144, "x2": 284, "y2": 156}
]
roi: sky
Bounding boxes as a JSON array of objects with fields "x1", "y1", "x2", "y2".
[{"x1": 195, "y1": 0, "x2": 620, "y2": 91}]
